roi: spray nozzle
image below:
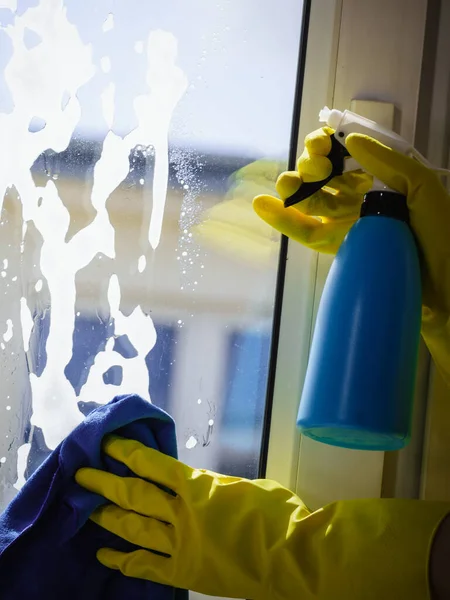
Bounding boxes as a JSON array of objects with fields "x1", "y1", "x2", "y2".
[
  {"x1": 284, "y1": 105, "x2": 450, "y2": 208},
  {"x1": 285, "y1": 106, "x2": 413, "y2": 208},
  {"x1": 319, "y1": 106, "x2": 344, "y2": 130}
]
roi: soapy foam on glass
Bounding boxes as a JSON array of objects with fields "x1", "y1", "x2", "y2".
[
  {"x1": 3, "y1": 319, "x2": 13, "y2": 343},
  {"x1": 0, "y1": 0, "x2": 187, "y2": 486},
  {"x1": 185, "y1": 435, "x2": 198, "y2": 449}
]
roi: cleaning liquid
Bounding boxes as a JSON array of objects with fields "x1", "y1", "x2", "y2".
[{"x1": 293, "y1": 107, "x2": 422, "y2": 451}]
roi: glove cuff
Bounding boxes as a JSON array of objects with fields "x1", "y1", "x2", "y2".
[
  {"x1": 268, "y1": 499, "x2": 450, "y2": 600},
  {"x1": 319, "y1": 499, "x2": 450, "y2": 600}
]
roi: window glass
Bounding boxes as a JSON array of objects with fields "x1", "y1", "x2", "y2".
[
  {"x1": 0, "y1": 0, "x2": 304, "y2": 520},
  {"x1": 217, "y1": 330, "x2": 271, "y2": 478}
]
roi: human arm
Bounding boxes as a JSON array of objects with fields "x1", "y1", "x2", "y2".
[{"x1": 76, "y1": 435, "x2": 450, "y2": 599}]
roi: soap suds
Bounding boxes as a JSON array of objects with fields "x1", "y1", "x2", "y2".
[
  {"x1": 77, "y1": 275, "x2": 157, "y2": 404},
  {"x1": 0, "y1": 0, "x2": 95, "y2": 456},
  {"x1": 13, "y1": 443, "x2": 31, "y2": 491},
  {"x1": 0, "y1": 0, "x2": 95, "y2": 220},
  {"x1": 79, "y1": 275, "x2": 156, "y2": 404},
  {"x1": 138, "y1": 255, "x2": 146, "y2": 273},
  {"x1": 1, "y1": 0, "x2": 187, "y2": 485},
  {"x1": 20, "y1": 297, "x2": 34, "y2": 352},
  {"x1": 92, "y1": 30, "x2": 187, "y2": 249},
  {"x1": 101, "y1": 82, "x2": 115, "y2": 130},
  {"x1": 3, "y1": 319, "x2": 13, "y2": 342},
  {"x1": 185, "y1": 435, "x2": 198, "y2": 449}
]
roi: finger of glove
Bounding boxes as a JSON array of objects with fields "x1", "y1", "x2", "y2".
[
  {"x1": 304, "y1": 126, "x2": 334, "y2": 156},
  {"x1": 276, "y1": 170, "x2": 302, "y2": 199},
  {"x1": 102, "y1": 436, "x2": 186, "y2": 494},
  {"x1": 298, "y1": 153, "x2": 333, "y2": 183},
  {"x1": 76, "y1": 468, "x2": 176, "y2": 523},
  {"x1": 90, "y1": 504, "x2": 175, "y2": 555},
  {"x1": 297, "y1": 127, "x2": 334, "y2": 182},
  {"x1": 97, "y1": 548, "x2": 174, "y2": 587},
  {"x1": 253, "y1": 194, "x2": 352, "y2": 253},
  {"x1": 254, "y1": 193, "x2": 321, "y2": 239},
  {"x1": 345, "y1": 133, "x2": 433, "y2": 195}
]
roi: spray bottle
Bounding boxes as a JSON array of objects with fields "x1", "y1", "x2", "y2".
[{"x1": 287, "y1": 107, "x2": 425, "y2": 451}]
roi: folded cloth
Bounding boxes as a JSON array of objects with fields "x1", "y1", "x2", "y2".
[{"x1": 0, "y1": 394, "x2": 188, "y2": 600}]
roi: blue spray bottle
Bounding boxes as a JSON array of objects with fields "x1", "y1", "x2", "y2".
[{"x1": 285, "y1": 108, "x2": 423, "y2": 451}]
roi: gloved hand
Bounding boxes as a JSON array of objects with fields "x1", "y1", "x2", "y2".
[
  {"x1": 253, "y1": 128, "x2": 450, "y2": 384},
  {"x1": 76, "y1": 435, "x2": 450, "y2": 600}
]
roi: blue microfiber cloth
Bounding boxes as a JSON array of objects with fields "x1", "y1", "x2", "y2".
[{"x1": 0, "y1": 394, "x2": 188, "y2": 600}]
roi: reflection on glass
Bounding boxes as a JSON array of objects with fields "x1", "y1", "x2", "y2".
[{"x1": 0, "y1": 0, "x2": 303, "y2": 526}]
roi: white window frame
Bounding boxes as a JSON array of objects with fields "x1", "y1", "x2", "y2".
[
  {"x1": 266, "y1": 0, "x2": 433, "y2": 509},
  {"x1": 419, "y1": 0, "x2": 450, "y2": 501}
]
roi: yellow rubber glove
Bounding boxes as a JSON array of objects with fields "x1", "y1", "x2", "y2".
[
  {"x1": 253, "y1": 128, "x2": 450, "y2": 385},
  {"x1": 76, "y1": 435, "x2": 450, "y2": 599}
]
